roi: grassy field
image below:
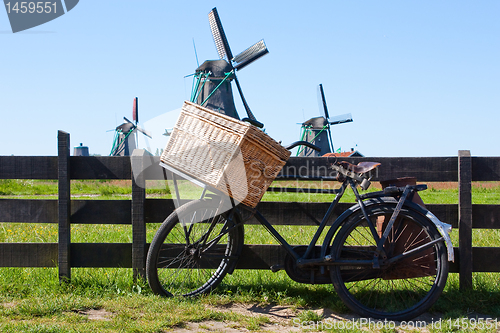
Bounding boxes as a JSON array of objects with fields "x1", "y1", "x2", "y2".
[{"x1": 0, "y1": 179, "x2": 499, "y2": 332}]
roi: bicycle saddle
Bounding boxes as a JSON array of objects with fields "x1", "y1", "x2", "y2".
[{"x1": 338, "y1": 161, "x2": 381, "y2": 174}]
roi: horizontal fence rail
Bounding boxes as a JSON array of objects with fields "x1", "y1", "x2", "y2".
[
  {"x1": 0, "y1": 131, "x2": 499, "y2": 289},
  {"x1": 2, "y1": 156, "x2": 499, "y2": 181}
]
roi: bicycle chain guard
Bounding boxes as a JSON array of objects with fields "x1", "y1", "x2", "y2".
[{"x1": 284, "y1": 246, "x2": 332, "y2": 285}]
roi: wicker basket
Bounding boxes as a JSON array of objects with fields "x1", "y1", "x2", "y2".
[{"x1": 160, "y1": 101, "x2": 290, "y2": 207}]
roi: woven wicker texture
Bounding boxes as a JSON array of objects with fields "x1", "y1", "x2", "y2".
[{"x1": 160, "y1": 101, "x2": 290, "y2": 207}]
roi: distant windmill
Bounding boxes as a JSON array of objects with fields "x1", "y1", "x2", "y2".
[
  {"x1": 297, "y1": 84, "x2": 353, "y2": 156},
  {"x1": 109, "y1": 97, "x2": 152, "y2": 156},
  {"x1": 189, "y1": 7, "x2": 268, "y2": 127}
]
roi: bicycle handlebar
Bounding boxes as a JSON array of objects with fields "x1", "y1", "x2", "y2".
[
  {"x1": 284, "y1": 141, "x2": 321, "y2": 152},
  {"x1": 241, "y1": 117, "x2": 264, "y2": 128}
]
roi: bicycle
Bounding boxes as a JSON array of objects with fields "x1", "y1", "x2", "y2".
[{"x1": 145, "y1": 141, "x2": 454, "y2": 321}]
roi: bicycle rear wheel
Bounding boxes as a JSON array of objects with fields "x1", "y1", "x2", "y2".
[
  {"x1": 330, "y1": 203, "x2": 448, "y2": 320},
  {"x1": 146, "y1": 199, "x2": 244, "y2": 297}
]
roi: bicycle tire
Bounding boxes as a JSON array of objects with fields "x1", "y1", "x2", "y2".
[
  {"x1": 146, "y1": 199, "x2": 244, "y2": 297},
  {"x1": 330, "y1": 203, "x2": 448, "y2": 320}
]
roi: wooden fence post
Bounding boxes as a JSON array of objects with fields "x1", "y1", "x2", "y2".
[
  {"x1": 58, "y1": 131, "x2": 71, "y2": 282},
  {"x1": 131, "y1": 151, "x2": 146, "y2": 280},
  {"x1": 458, "y1": 150, "x2": 473, "y2": 290}
]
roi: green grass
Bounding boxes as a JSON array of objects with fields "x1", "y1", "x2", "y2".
[
  {"x1": 0, "y1": 267, "x2": 499, "y2": 332},
  {"x1": 0, "y1": 267, "x2": 293, "y2": 332},
  {"x1": 0, "y1": 267, "x2": 265, "y2": 332},
  {"x1": 2, "y1": 179, "x2": 498, "y2": 204},
  {"x1": 0, "y1": 179, "x2": 171, "y2": 198},
  {"x1": 0, "y1": 179, "x2": 499, "y2": 331}
]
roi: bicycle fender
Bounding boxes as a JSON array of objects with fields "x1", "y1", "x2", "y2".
[
  {"x1": 402, "y1": 200, "x2": 455, "y2": 262},
  {"x1": 320, "y1": 197, "x2": 454, "y2": 262}
]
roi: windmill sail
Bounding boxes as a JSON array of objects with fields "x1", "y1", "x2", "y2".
[
  {"x1": 208, "y1": 8, "x2": 233, "y2": 60},
  {"x1": 233, "y1": 40, "x2": 269, "y2": 70},
  {"x1": 195, "y1": 7, "x2": 268, "y2": 125},
  {"x1": 132, "y1": 97, "x2": 138, "y2": 123},
  {"x1": 329, "y1": 113, "x2": 352, "y2": 125},
  {"x1": 318, "y1": 83, "x2": 329, "y2": 120}
]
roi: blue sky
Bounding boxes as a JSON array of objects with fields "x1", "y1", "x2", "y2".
[{"x1": 1, "y1": 1, "x2": 499, "y2": 157}]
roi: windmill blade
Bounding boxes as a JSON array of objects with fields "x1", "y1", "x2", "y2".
[
  {"x1": 132, "y1": 97, "x2": 139, "y2": 124},
  {"x1": 233, "y1": 40, "x2": 269, "y2": 71},
  {"x1": 233, "y1": 75, "x2": 256, "y2": 121},
  {"x1": 136, "y1": 126, "x2": 152, "y2": 139},
  {"x1": 329, "y1": 113, "x2": 353, "y2": 125},
  {"x1": 124, "y1": 116, "x2": 135, "y2": 125},
  {"x1": 318, "y1": 84, "x2": 330, "y2": 120},
  {"x1": 208, "y1": 7, "x2": 233, "y2": 61},
  {"x1": 124, "y1": 117, "x2": 152, "y2": 138}
]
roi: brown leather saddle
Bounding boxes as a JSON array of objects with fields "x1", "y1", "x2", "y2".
[{"x1": 338, "y1": 161, "x2": 381, "y2": 174}]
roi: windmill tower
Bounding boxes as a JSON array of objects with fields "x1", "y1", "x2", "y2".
[
  {"x1": 298, "y1": 84, "x2": 353, "y2": 156},
  {"x1": 190, "y1": 7, "x2": 268, "y2": 126},
  {"x1": 110, "y1": 97, "x2": 152, "y2": 156}
]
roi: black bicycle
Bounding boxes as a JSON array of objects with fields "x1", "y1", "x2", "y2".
[{"x1": 146, "y1": 142, "x2": 453, "y2": 321}]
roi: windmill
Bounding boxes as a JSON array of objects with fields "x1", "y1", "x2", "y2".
[
  {"x1": 109, "y1": 97, "x2": 152, "y2": 156},
  {"x1": 297, "y1": 84, "x2": 353, "y2": 157},
  {"x1": 189, "y1": 7, "x2": 268, "y2": 127}
]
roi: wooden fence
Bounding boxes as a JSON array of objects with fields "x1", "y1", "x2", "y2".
[{"x1": 0, "y1": 131, "x2": 499, "y2": 290}]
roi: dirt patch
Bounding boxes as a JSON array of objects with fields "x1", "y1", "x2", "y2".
[
  {"x1": 171, "y1": 304, "x2": 500, "y2": 332},
  {"x1": 173, "y1": 320, "x2": 299, "y2": 333},
  {"x1": 78, "y1": 308, "x2": 113, "y2": 321},
  {"x1": 1, "y1": 302, "x2": 17, "y2": 309},
  {"x1": 213, "y1": 303, "x2": 298, "y2": 325}
]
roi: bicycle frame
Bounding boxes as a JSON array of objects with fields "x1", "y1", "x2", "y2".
[
  {"x1": 238, "y1": 178, "x2": 387, "y2": 268},
  {"x1": 238, "y1": 178, "x2": 453, "y2": 271},
  {"x1": 249, "y1": 180, "x2": 347, "y2": 261},
  {"x1": 162, "y1": 159, "x2": 453, "y2": 272}
]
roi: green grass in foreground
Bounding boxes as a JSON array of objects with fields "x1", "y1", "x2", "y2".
[
  {"x1": 0, "y1": 267, "x2": 499, "y2": 332},
  {"x1": 0, "y1": 267, "x2": 269, "y2": 332}
]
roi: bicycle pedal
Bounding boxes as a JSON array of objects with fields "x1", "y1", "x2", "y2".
[{"x1": 270, "y1": 264, "x2": 284, "y2": 272}]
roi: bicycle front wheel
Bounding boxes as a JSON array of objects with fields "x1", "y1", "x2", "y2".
[
  {"x1": 330, "y1": 203, "x2": 448, "y2": 320},
  {"x1": 146, "y1": 199, "x2": 244, "y2": 297}
]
